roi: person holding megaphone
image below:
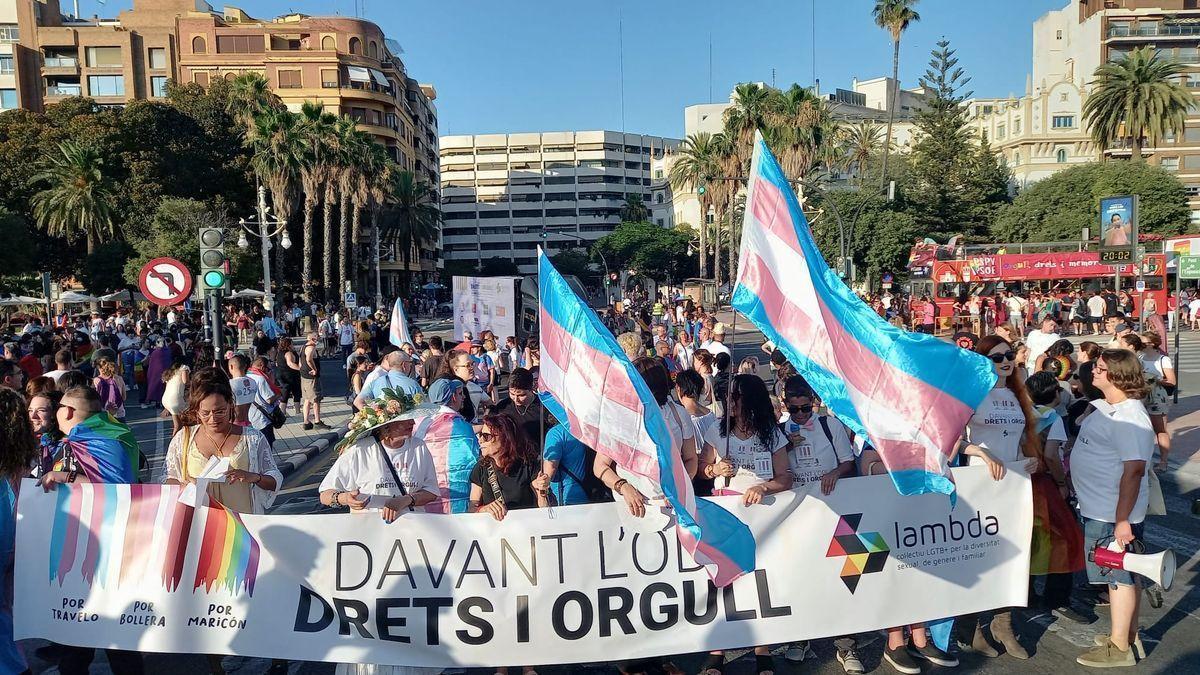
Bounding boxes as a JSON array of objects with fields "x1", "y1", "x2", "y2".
[{"x1": 1070, "y1": 349, "x2": 1157, "y2": 668}]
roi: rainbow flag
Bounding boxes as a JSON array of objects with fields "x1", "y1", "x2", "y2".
[
  {"x1": 194, "y1": 498, "x2": 261, "y2": 595},
  {"x1": 59, "y1": 413, "x2": 139, "y2": 485}
]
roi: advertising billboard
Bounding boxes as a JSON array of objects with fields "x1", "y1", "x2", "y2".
[
  {"x1": 452, "y1": 275, "x2": 519, "y2": 340},
  {"x1": 1099, "y1": 196, "x2": 1137, "y2": 263}
]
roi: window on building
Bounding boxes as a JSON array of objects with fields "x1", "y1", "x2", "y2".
[
  {"x1": 0, "y1": 25, "x2": 18, "y2": 42},
  {"x1": 0, "y1": 89, "x2": 16, "y2": 110},
  {"x1": 368, "y1": 41, "x2": 378, "y2": 58},
  {"x1": 1186, "y1": 126, "x2": 1200, "y2": 144},
  {"x1": 277, "y1": 69, "x2": 302, "y2": 88},
  {"x1": 224, "y1": 72, "x2": 237, "y2": 81},
  {"x1": 150, "y1": 76, "x2": 168, "y2": 97},
  {"x1": 997, "y1": 123, "x2": 1006, "y2": 140},
  {"x1": 148, "y1": 47, "x2": 167, "y2": 70},
  {"x1": 320, "y1": 35, "x2": 335, "y2": 51},
  {"x1": 1013, "y1": 119, "x2": 1022, "y2": 135},
  {"x1": 1013, "y1": 151, "x2": 1021, "y2": 166},
  {"x1": 85, "y1": 46, "x2": 122, "y2": 68},
  {"x1": 1051, "y1": 115, "x2": 1075, "y2": 129},
  {"x1": 1055, "y1": 148, "x2": 1067, "y2": 163},
  {"x1": 321, "y1": 68, "x2": 338, "y2": 88},
  {"x1": 1162, "y1": 156, "x2": 1180, "y2": 172},
  {"x1": 193, "y1": 71, "x2": 210, "y2": 86},
  {"x1": 349, "y1": 107, "x2": 367, "y2": 122},
  {"x1": 191, "y1": 36, "x2": 207, "y2": 54},
  {"x1": 657, "y1": 218, "x2": 665, "y2": 227},
  {"x1": 479, "y1": 210, "x2": 510, "y2": 219},
  {"x1": 87, "y1": 75, "x2": 125, "y2": 97},
  {"x1": 0, "y1": 55, "x2": 12, "y2": 74},
  {"x1": 655, "y1": 193, "x2": 664, "y2": 204},
  {"x1": 654, "y1": 168, "x2": 664, "y2": 179},
  {"x1": 1056, "y1": 29, "x2": 1063, "y2": 40},
  {"x1": 1185, "y1": 155, "x2": 1200, "y2": 170},
  {"x1": 349, "y1": 37, "x2": 361, "y2": 55},
  {"x1": 216, "y1": 35, "x2": 264, "y2": 54}
]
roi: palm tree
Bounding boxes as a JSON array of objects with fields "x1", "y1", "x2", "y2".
[
  {"x1": 321, "y1": 118, "x2": 352, "y2": 299},
  {"x1": 722, "y1": 83, "x2": 772, "y2": 285},
  {"x1": 335, "y1": 119, "x2": 369, "y2": 288},
  {"x1": 380, "y1": 170, "x2": 441, "y2": 295},
  {"x1": 245, "y1": 107, "x2": 305, "y2": 285},
  {"x1": 843, "y1": 120, "x2": 886, "y2": 184},
  {"x1": 873, "y1": 0, "x2": 921, "y2": 186},
  {"x1": 669, "y1": 132, "x2": 722, "y2": 280},
  {"x1": 351, "y1": 140, "x2": 388, "y2": 292},
  {"x1": 297, "y1": 102, "x2": 338, "y2": 300},
  {"x1": 368, "y1": 160, "x2": 398, "y2": 305},
  {"x1": 619, "y1": 194, "x2": 650, "y2": 222},
  {"x1": 1083, "y1": 46, "x2": 1195, "y2": 161},
  {"x1": 226, "y1": 72, "x2": 281, "y2": 135},
  {"x1": 30, "y1": 140, "x2": 116, "y2": 255}
]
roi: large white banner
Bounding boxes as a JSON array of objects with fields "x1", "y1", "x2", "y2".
[
  {"x1": 452, "y1": 275, "x2": 519, "y2": 340},
  {"x1": 15, "y1": 467, "x2": 1031, "y2": 668}
]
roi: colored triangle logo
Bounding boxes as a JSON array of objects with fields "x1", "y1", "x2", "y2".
[
  {"x1": 826, "y1": 537, "x2": 848, "y2": 557},
  {"x1": 833, "y1": 516, "x2": 856, "y2": 537}
]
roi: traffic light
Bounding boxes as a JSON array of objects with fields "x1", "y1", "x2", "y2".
[
  {"x1": 539, "y1": 228, "x2": 548, "y2": 239},
  {"x1": 199, "y1": 226, "x2": 229, "y2": 292},
  {"x1": 697, "y1": 184, "x2": 707, "y2": 196}
]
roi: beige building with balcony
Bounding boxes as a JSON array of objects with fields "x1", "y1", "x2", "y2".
[{"x1": 439, "y1": 131, "x2": 679, "y2": 275}]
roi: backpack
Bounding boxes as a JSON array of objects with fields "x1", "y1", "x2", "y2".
[{"x1": 96, "y1": 376, "x2": 124, "y2": 414}]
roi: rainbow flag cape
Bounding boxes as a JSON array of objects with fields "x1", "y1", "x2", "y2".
[
  {"x1": 421, "y1": 410, "x2": 482, "y2": 514},
  {"x1": 59, "y1": 413, "x2": 138, "y2": 485}
]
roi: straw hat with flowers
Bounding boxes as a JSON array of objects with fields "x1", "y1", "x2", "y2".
[{"x1": 336, "y1": 388, "x2": 439, "y2": 452}]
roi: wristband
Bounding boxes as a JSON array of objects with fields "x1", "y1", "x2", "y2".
[
  {"x1": 332, "y1": 490, "x2": 343, "y2": 507},
  {"x1": 613, "y1": 479, "x2": 628, "y2": 492}
]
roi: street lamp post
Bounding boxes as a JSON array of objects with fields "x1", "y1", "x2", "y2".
[
  {"x1": 544, "y1": 230, "x2": 613, "y2": 304},
  {"x1": 238, "y1": 184, "x2": 291, "y2": 312}
]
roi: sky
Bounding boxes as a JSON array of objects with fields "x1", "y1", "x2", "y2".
[{"x1": 98, "y1": 0, "x2": 1068, "y2": 138}]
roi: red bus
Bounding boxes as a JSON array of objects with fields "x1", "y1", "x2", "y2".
[{"x1": 908, "y1": 249, "x2": 1167, "y2": 322}]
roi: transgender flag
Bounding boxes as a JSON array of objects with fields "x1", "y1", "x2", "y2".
[
  {"x1": 732, "y1": 133, "x2": 997, "y2": 499},
  {"x1": 388, "y1": 298, "x2": 414, "y2": 348},
  {"x1": 537, "y1": 249, "x2": 755, "y2": 586}
]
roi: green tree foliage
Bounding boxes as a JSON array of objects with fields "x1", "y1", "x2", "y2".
[
  {"x1": 122, "y1": 199, "x2": 258, "y2": 289},
  {"x1": 1083, "y1": 46, "x2": 1194, "y2": 162},
  {"x1": 548, "y1": 248, "x2": 594, "y2": 280},
  {"x1": 0, "y1": 208, "x2": 35, "y2": 276},
  {"x1": 905, "y1": 40, "x2": 1011, "y2": 237},
  {"x1": 809, "y1": 191, "x2": 915, "y2": 280},
  {"x1": 619, "y1": 194, "x2": 650, "y2": 223},
  {"x1": 993, "y1": 161, "x2": 1189, "y2": 242},
  {"x1": 80, "y1": 241, "x2": 133, "y2": 294},
  {"x1": 30, "y1": 140, "x2": 116, "y2": 255},
  {"x1": 591, "y1": 221, "x2": 697, "y2": 282}
]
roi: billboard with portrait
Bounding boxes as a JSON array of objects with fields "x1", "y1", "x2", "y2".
[{"x1": 1099, "y1": 195, "x2": 1137, "y2": 263}]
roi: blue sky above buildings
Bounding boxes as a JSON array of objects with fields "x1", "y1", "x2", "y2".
[{"x1": 99, "y1": 0, "x2": 1067, "y2": 137}]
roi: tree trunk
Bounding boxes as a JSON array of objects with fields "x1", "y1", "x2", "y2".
[
  {"x1": 323, "y1": 183, "x2": 335, "y2": 301},
  {"x1": 698, "y1": 199, "x2": 708, "y2": 280},
  {"x1": 1131, "y1": 136, "x2": 1143, "y2": 162},
  {"x1": 338, "y1": 193, "x2": 350, "y2": 292},
  {"x1": 371, "y1": 209, "x2": 382, "y2": 307},
  {"x1": 880, "y1": 38, "x2": 900, "y2": 188},
  {"x1": 301, "y1": 197, "x2": 315, "y2": 301},
  {"x1": 351, "y1": 202, "x2": 362, "y2": 297},
  {"x1": 713, "y1": 207, "x2": 723, "y2": 295},
  {"x1": 727, "y1": 189, "x2": 738, "y2": 292}
]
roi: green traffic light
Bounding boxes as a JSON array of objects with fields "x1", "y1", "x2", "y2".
[
  {"x1": 203, "y1": 270, "x2": 226, "y2": 288},
  {"x1": 698, "y1": 185, "x2": 706, "y2": 195}
]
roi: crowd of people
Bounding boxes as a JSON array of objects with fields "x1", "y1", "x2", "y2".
[{"x1": 0, "y1": 283, "x2": 1178, "y2": 674}]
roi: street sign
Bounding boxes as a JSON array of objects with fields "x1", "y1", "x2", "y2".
[
  {"x1": 1135, "y1": 279, "x2": 1146, "y2": 293},
  {"x1": 1180, "y1": 255, "x2": 1200, "y2": 279},
  {"x1": 138, "y1": 257, "x2": 194, "y2": 308},
  {"x1": 344, "y1": 292, "x2": 357, "y2": 309}
]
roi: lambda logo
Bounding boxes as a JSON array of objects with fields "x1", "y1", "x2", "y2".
[{"x1": 825, "y1": 513, "x2": 890, "y2": 593}]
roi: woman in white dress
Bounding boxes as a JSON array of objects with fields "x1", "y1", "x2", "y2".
[{"x1": 1126, "y1": 331, "x2": 1175, "y2": 470}]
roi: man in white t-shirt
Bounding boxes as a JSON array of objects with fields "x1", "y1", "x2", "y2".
[
  {"x1": 701, "y1": 327, "x2": 731, "y2": 359},
  {"x1": 227, "y1": 354, "x2": 278, "y2": 443},
  {"x1": 1025, "y1": 317, "x2": 1062, "y2": 367},
  {"x1": 1088, "y1": 292, "x2": 1109, "y2": 334},
  {"x1": 43, "y1": 348, "x2": 74, "y2": 384},
  {"x1": 779, "y1": 379, "x2": 854, "y2": 494},
  {"x1": 1003, "y1": 291, "x2": 1027, "y2": 338}
]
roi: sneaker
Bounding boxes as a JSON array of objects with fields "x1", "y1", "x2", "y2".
[
  {"x1": 302, "y1": 422, "x2": 313, "y2": 431},
  {"x1": 908, "y1": 640, "x2": 958, "y2": 667},
  {"x1": 1077, "y1": 640, "x2": 1135, "y2": 668},
  {"x1": 883, "y1": 644, "x2": 921, "y2": 675},
  {"x1": 1093, "y1": 634, "x2": 1144, "y2": 660},
  {"x1": 1144, "y1": 582, "x2": 1164, "y2": 609},
  {"x1": 837, "y1": 646, "x2": 866, "y2": 674},
  {"x1": 784, "y1": 641, "x2": 811, "y2": 662},
  {"x1": 1054, "y1": 605, "x2": 1095, "y2": 625},
  {"x1": 314, "y1": 421, "x2": 331, "y2": 430}
]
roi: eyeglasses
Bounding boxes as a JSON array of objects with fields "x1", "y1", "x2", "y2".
[
  {"x1": 197, "y1": 408, "x2": 230, "y2": 418},
  {"x1": 987, "y1": 351, "x2": 1017, "y2": 363},
  {"x1": 478, "y1": 431, "x2": 496, "y2": 442},
  {"x1": 1094, "y1": 365, "x2": 1109, "y2": 375}
]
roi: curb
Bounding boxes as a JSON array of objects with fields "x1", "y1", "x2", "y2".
[{"x1": 277, "y1": 430, "x2": 342, "y2": 477}]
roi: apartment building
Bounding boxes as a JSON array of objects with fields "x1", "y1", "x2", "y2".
[
  {"x1": 992, "y1": 1, "x2": 1200, "y2": 219},
  {"x1": 4, "y1": 0, "x2": 440, "y2": 289},
  {"x1": 439, "y1": 131, "x2": 680, "y2": 275}
]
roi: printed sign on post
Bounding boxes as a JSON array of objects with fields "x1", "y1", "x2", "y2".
[{"x1": 344, "y1": 292, "x2": 357, "y2": 309}]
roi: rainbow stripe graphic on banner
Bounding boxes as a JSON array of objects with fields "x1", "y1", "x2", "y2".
[
  {"x1": 193, "y1": 499, "x2": 260, "y2": 595},
  {"x1": 46, "y1": 484, "x2": 259, "y2": 596}
]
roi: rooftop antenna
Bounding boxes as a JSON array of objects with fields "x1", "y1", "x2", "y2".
[
  {"x1": 619, "y1": 13, "x2": 626, "y2": 133},
  {"x1": 708, "y1": 31, "x2": 714, "y2": 103},
  {"x1": 771, "y1": 67, "x2": 776, "y2": 88}
]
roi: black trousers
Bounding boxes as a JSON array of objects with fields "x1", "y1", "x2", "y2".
[{"x1": 57, "y1": 646, "x2": 144, "y2": 675}]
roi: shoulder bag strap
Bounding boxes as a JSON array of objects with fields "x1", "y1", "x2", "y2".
[
  {"x1": 817, "y1": 416, "x2": 835, "y2": 447},
  {"x1": 484, "y1": 460, "x2": 506, "y2": 509},
  {"x1": 375, "y1": 441, "x2": 414, "y2": 511}
]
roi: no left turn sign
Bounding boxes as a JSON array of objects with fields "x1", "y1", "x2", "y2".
[{"x1": 138, "y1": 257, "x2": 194, "y2": 307}]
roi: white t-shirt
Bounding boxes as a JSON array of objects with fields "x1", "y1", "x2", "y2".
[
  {"x1": 783, "y1": 415, "x2": 854, "y2": 487},
  {"x1": 965, "y1": 387, "x2": 1026, "y2": 464},
  {"x1": 1071, "y1": 399, "x2": 1155, "y2": 524},
  {"x1": 1004, "y1": 296, "x2": 1026, "y2": 316},
  {"x1": 319, "y1": 435, "x2": 440, "y2": 506},
  {"x1": 338, "y1": 323, "x2": 355, "y2": 346},
  {"x1": 44, "y1": 369, "x2": 71, "y2": 384},
  {"x1": 701, "y1": 340, "x2": 731, "y2": 358},
  {"x1": 245, "y1": 371, "x2": 274, "y2": 431},
  {"x1": 702, "y1": 424, "x2": 788, "y2": 495},
  {"x1": 617, "y1": 400, "x2": 694, "y2": 501},
  {"x1": 1089, "y1": 296, "x2": 1108, "y2": 318},
  {"x1": 1190, "y1": 298, "x2": 1200, "y2": 318},
  {"x1": 1025, "y1": 329, "x2": 1060, "y2": 365},
  {"x1": 230, "y1": 375, "x2": 273, "y2": 430}
]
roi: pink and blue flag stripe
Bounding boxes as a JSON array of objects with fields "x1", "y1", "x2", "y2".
[
  {"x1": 421, "y1": 412, "x2": 482, "y2": 514},
  {"x1": 537, "y1": 249, "x2": 755, "y2": 586},
  {"x1": 389, "y1": 298, "x2": 414, "y2": 348},
  {"x1": 732, "y1": 133, "x2": 996, "y2": 500}
]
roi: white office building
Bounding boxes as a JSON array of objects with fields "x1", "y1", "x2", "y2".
[{"x1": 439, "y1": 130, "x2": 679, "y2": 274}]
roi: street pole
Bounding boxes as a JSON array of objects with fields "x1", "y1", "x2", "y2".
[
  {"x1": 374, "y1": 218, "x2": 384, "y2": 311},
  {"x1": 1174, "y1": 266, "x2": 1181, "y2": 404},
  {"x1": 256, "y1": 185, "x2": 274, "y2": 313}
]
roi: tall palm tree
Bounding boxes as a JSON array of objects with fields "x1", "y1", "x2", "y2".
[
  {"x1": 669, "y1": 132, "x2": 722, "y2": 280},
  {"x1": 351, "y1": 140, "x2": 388, "y2": 292},
  {"x1": 1083, "y1": 46, "x2": 1195, "y2": 161},
  {"x1": 297, "y1": 102, "x2": 338, "y2": 300},
  {"x1": 335, "y1": 119, "x2": 369, "y2": 288},
  {"x1": 321, "y1": 118, "x2": 351, "y2": 299},
  {"x1": 380, "y1": 170, "x2": 441, "y2": 295},
  {"x1": 368, "y1": 160, "x2": 398, "y2": 304},
  {"x1": 843, "y1": 120, "x2": 886, "y2": 184},
  {"x1": 619, "y1": 194, "x2": 650, "y2": 222},
  {"x1": 31, "y1": 140, "x2": 116, "y2": 255},
  {"x1": 226, "y1": 72, "x2": 281, "y2": 135},
  {"x1": 722, "y1": 84, "x2": 772, "y2": 285},
  {"x1": 246, "y1": 107, "x2": 305, "y2": 286},
  {"x1": 872, "y1": 0, "x2": 921, "y2": 187}
]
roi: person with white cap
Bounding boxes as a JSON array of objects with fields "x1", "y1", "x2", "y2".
[
  {"x1": 354, "y1": 350, "x2": 423, "y2": 410},
  {"x1": 701, "y1": 324, "x2": 731, "y2": 359}
]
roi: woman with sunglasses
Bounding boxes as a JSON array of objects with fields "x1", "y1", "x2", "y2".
[{"x1": 950, "y1": 335, "x2": 1042, "y2": 661}]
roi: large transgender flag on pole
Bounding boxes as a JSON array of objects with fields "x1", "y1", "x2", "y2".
[
  {"x1": 732, "y1": 133, "x2": 997, "y2": 500},
  {"x1": 537, "y1": 249, "x2": 755, "y2": 586},
  {"x1": 388, "y1": 298, "x2": 414, "y2": 348}
]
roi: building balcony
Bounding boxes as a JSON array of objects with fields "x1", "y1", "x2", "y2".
[
  {"x1": 45, "y1": 84, "x2": 83, "y2": 97},
  {"x1": 1108, "y1": 24, "x2": 1200, "y2": 39},
  {"x1": 42, "y1": 56, "x2": 79, "y2": 74}
]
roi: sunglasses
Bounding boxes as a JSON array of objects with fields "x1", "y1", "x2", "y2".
[
  {"x1": 987, "y1": 351, "x2": 1017, "y2": 363},
  {"x1": 478, "y1": 431, "x2": 496, "y2": 442},
  {"x1": 787, "y1": 404, "x2": 814, "y2": 415}
]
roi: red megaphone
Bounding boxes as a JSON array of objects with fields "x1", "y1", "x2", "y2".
[{"x1": 1089, "y1": 540, "x2": 1176, "y2": 590}]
